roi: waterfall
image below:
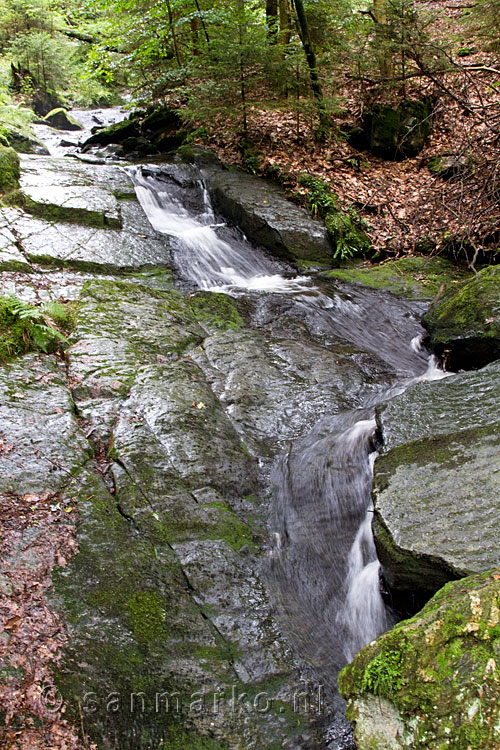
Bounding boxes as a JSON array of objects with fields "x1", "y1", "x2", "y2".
[
  {"x1": 129, "y1": 164, "x2": 437, "y2": 694},
  {"x1": 129, "y1": 166, "x2": 312, "y2": 293}
]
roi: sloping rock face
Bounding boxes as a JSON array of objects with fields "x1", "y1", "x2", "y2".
[
  {"x1": 204, "y1": 168, "x2": 334, "y2": 266},
  {"x1": 373, "y1": 361, "x2": 500, "y2": 610},
  {"x1": 423, "y1": 265, "x2": 500, "y2": 370},
  {"x1": 339, "y1": 569, "x2": 500, "y2": 750},
  {"x1": 55, "y1": 280, "x2": 323, "y2": 749}
]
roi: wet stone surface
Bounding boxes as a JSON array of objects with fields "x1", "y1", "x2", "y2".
[{"x1": 373, "y1": 361, "x2": 500, "y2": 605}]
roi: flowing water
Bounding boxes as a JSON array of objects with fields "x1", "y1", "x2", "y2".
[{"x1": 128, "y1": 163, "x2": 445, "y2": 746}]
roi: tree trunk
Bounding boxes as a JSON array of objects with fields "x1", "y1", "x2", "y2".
[
  {"x1": 266, "y1": 0, "x2": 278, "y2": 40},
  {"x1": 373, "y1": 0, "x2": 393, "y2": 79},
  {"x1": 292, "y1": 0, "x2": 329, "y2": 134},
  {"x1": 279, "y1": 0, "x2": 291, "y2": 49},
  {"x1": 164, "y1": 0, "x2": 182, "y2": 67}
]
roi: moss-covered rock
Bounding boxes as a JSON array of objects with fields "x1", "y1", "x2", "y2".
[
  {"x1": 82, "y1": 106, "x2": 186, "y2": 155},
  {"x1": 0, "y1": 145, "x2": 20, "y2": 194},
  {"x1": 339, "y1": 569, "x2": 500, "y2": 750},
  {"x1": 321, "y1": 256, "x2": 471, "y2": 300},
  {"x1": 43, "y1": 108, "x2": 83, "y2": 131},
  {"x1": 187, "y1": 292, "x2": 244, "y2": 332},
  {"x1": 364, "y1": 99, "x2": 433, "y2": 160},
  {"x1": 423, "y1": 264, "x2": 500, "y2": 370},
  {"x1": 1, "y1": 126, "x2": 49, "y2": 155}
]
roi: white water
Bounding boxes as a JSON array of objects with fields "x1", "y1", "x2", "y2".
[{"x1": 130, "y1": 167, "x2": 312, "y2": 293}]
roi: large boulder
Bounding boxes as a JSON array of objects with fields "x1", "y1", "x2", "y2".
[
  {"x1": 423, "y1": 265, "x2": 500, "y2": 370},
  {"x1": 373, "y1": 360, "x2": 500, "y2": 612},
  {"x1": 355, "y1": 99, "x2": 433, "y2": 160},
  {"x1": 82, "y1": 106, "x2": 185, "y2": 155},
  {"x1": 339, "y1": 569, "x2": 500, "y2": 750},
  {"x1": 43, "y1": 107, "x2": 83, "y2": 131},
  {"x1": 205, "y1": 168, "x2": 335, "y2": 266},
  {"x1": 1, "y1": 126, "x2": 49, "y2": 155}
]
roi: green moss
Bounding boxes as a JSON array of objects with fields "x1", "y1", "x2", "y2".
[
  {"x1": 11, "y1": 191, "x2": 122, "y2": 229},
  {"x1": 162, "y1": 727, "x2": 229, "y2": 750},
  {"x1": 340, "y1": 569, "x2": 500, "y2": 750},
  {"x1": 127, "y1": 590, "x2": 166, "y2": 645},
  {"x1": 360, "y1": 643, "x2": 407, "y2": 697},
  {"x1": 322, "y1": 256, "x2": 471, "y2": 300},
  {"x1": 424, "y1": 265, "x2": 500, "y2": 342},
  {"x1": 152, "y1": 500, "x2": 256, "y2": 551},
  {"x1": 112, "y1": 189, "x2": 138, "y2": 201},
  {"x1": 0, "y1": 145, "x2": 20, "y2": 194},
  {"x1": 188, "y1": 291, "x2": 244, "y2": 332}
]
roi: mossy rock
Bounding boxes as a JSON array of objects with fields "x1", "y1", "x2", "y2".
[
  {"x1": 188, "y1": 291, "x2": 244, "y2": 332},
  {"x1": 321, "y1": 256, "x2": 471, "y2": 300},
  {"x1": 43, "y1": 108, "x2": 83, "y2": 131},
  {"x1": 83, "y1": 117, "x2": 141, "y2": 149},
  {"x1": 177, "y1": 145, "x2": 221, "y2": 166},
  {"x1": 0, "y1": 145, "x2": 20, "y2": 193},
  {"x1": 423, "y1": 264, "x2": 500, "y2": 369},
  {"x1": 0, "y1": 126, "x2": 49, "y2": 155},
  {"x1": 365, "y1": 99, "x2": 433, "y2": 160},
  {"x1": 339, "y1": 569, "x2": 500, "y2": 750}
]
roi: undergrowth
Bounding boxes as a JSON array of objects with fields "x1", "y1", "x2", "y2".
[
  {"x1": 297, "y1": 174, "x2": 371, "y2": 261},
  {"x1": 0, "y1": 296, "x2": 76, "y2": 361}
]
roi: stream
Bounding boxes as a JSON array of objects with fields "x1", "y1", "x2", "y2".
[
  {"x1": 8, "y1": 118, "x2": 447, "y2": 747},
  {"x1": 128, "y1": 163, "x2": 446, "y2": 745}
]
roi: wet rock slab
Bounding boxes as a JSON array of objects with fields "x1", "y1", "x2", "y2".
[
  {"x1": 373, "y1": 361, "x2": 500, "y2": 603},
  {"x1": 205, "y1": 167, "x2": 334, "y2": 265},
  {"x1": 53, "y1": 279, "x2": 324, "y2": 749},
  {"x1": 12, "y1": 210, "x2": 171, "y2": 273},
  {"x1": 0, "y1": 353, "x2": 91, "y2": 495}
]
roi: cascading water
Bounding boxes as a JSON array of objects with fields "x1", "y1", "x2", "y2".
[
  {"x1": 130, "y1": 165, "x2": 312, "y2": 293},
  {"x1": 129, "y1": 163, "x2": 445, "y2": 746}
]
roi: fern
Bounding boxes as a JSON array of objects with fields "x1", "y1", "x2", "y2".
[
  {"x1": 297, "y1": 173, "x2": 371, "y2": 261},
  {"x1": 0, "y1": 295, "x2": 70, "y2": 361}
]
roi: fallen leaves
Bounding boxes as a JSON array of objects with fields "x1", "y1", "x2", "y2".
[{"x1": 0, "y1": 491, "x2": 93, "y2": 749}]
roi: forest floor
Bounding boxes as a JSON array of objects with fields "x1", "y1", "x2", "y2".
[{"x1": 198, "y1": 0, "x2": 499, "y2": 266}]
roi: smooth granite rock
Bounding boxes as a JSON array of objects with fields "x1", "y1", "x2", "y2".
[
  {"x1": 52, "y1": 279, "x2": 324, "y2": 749},
  {"x1": 205, "y1": 168, "x2": 334, "y2": 265}
]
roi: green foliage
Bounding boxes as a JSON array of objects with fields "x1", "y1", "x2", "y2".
[
  {"x1": 0, "y1": 296, "x2": 71, "y2": 361},
  {"x1": 297, "y1": 174, "x2": 371, "y2": 260}
]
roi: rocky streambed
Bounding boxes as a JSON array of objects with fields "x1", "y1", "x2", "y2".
[{"x1": 1, "y1": 127, "x2": 500, "y2": 750}]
